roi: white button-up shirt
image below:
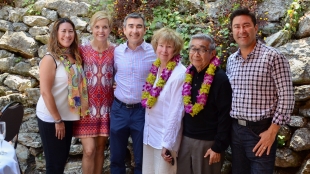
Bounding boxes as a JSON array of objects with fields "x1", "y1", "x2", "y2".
[
  {"x1": 143, "y1": 62, "x2": 186, "y2": 152},
  {"x1": 114, "y1": 41, "x2": 156, "y2": 104}
]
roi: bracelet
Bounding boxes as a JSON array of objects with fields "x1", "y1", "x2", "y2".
[{"x1": 54, "y1": 119, "x2": 63, "y2": 124}]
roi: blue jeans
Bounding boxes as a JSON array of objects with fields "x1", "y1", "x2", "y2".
[
  {"x1": 37, "y1": 117, "x2": 73, "y2": 174},
  {"x1": 231, "y1": 119, "x2": 277, "y2": 174},
  {"x1": 110, "y1": 99, "x2": 145, "y2": 174}
]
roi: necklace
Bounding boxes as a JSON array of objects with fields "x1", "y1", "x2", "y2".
[
  {"x1": 61, "y1": 47, "x2": 72, "y2": 55},
  {"x1": 182, "y1": 57, "x2": 220, "y2": 116},
  {"x1": 91, "y1": 40, "x2": 109, "y2": 57},
  {"x1": 141, "y1": 54, "x2": 181, "y2": 108}
]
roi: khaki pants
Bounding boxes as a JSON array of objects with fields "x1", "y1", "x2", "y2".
[
  {"x1": 142, "y1": 144, "x2": 177, "y2": 174},
  {"x1": 177, "y1": 136, "x2": 223, "y2": 174}
]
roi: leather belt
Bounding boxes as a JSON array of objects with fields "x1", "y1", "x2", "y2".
[
  {"x1": 115, "y1": 98, "x2": 142, "y2": 109},
  {"x1": 236, "y1": 118, "x2": 272, "y2": 127}
]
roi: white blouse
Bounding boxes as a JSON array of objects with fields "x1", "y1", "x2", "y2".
[{"x1": 143, "y1": 62, "x2": 186, "y2": 152}]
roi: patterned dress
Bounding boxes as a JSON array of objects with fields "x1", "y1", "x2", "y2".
[{"x1": 73, "y1": 42, "x2": 114, "y2": 137}]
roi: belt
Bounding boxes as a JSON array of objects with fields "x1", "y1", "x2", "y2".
[
  {"x1": 115, "y1": 97, "x2": 142, "y2": 109},
  {"x1": 235, "y1": 118, "x2": 272, "y2": 127}
]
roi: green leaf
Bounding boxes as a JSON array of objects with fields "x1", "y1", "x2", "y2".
[
  {"x1": 163, "y1": 18, "x2": 168, "y2": 24},
  {"x1": 150, "y1": 23, "x2": 156, "y2": 29}
]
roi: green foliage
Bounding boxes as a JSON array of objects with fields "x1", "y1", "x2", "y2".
[
  {"x1": 14, "y1": 57, "x2": 22, "y2": 63},
  {"x1": 283, "y1": 0, "x2": 305, "y2": 37},
  {"x1": 210, "y1": 0, "x2": 266, "y2": 69},
  {"x1": 23, "y1": 0, "x2": 41, "y2": 15},
  {"x1": 88, "y1": 0, "x2": 114, "y2": 17},
  {"x1": 277, "y1": 135, "x2": 286, "y2": 147},
  {"x1": 143, "y1": 0, "x2": 209, "y2": 65},
  {"x1": 111, "y1": 0, "x2": 265, "y2": 67}
]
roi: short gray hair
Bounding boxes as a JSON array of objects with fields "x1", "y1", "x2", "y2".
[
  {"x1": 123, "y1": 13, "x2": 146, "y2": 27},
  {"x1": 189, "y1": 33, "x2": 216, "y2": 50}
]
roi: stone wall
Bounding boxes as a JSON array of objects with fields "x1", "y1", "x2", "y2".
[{"x1": 1, "y1": 0, "x2": 310, "y2": 173}]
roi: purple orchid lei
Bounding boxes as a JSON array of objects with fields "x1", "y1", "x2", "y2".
[
  {"x1": 182, "y1": 56, "x2": 220, "y2": 116},
  {"x1": 141, "y1": 54, "x2": 181, "y2": 108}
]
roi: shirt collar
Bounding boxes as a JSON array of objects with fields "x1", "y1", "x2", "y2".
[
  {"x1": 191, "y1": 64, "x2": 209, "y2": 74},
  {"x1": 123, "y1": 40, "x2": 148, "y2": 52},
  {"x1": 236, "y1": 39, "x2": 262, "y2": 58}
]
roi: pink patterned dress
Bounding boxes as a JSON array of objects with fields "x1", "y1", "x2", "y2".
[{"x1": 73, "y1": 43, "x2": 114, "y2": 137}]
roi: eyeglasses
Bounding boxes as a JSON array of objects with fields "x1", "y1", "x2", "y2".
[{"x1": 189, "y1": 47, "x2": 210, "y2": 55}]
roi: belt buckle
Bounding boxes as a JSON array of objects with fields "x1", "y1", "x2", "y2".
[
  {"x1": 238, "y1": 119, "x2": 247, "y2": 126},
  {"x1": 126, "y1": 104, "x2": 134, "y2": 108}
]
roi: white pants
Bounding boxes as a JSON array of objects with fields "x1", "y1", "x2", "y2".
[{"x1": 142, "y1": 144, "x2": 177, "y2": 174}]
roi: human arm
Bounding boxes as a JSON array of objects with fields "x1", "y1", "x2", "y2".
[
  {"x1": 253, "y1": 52, "x2": 294, "y2": 156},
  {"x1": 161, "y1": 72, "x2": 185, "y2": 162},
  {"x1": 208, "y1": 75, "x2": 232, "y2": 163},
  {"x1": 39, "y1": 55, "x2": 65, "y2": 139}
]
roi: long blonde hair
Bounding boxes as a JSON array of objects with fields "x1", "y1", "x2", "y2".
[{"x1": 47, "y1": 18, "x2": 82, "y2": 65}]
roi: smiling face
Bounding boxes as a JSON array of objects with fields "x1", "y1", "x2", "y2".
[
  {"x1": 57, "y1": 22, "x2": 75, "y2": 48},
  {"x1": 91, "y1": 18, "x2": 111, "y2": 42},
  {"x1": 156, "y1": 39, "x2": 175, "y2": 64},
  {"x1": 123, "y1": 17, "x2": 146, "y2": 47},
  {"x1": 189, "y1": 39, "x2": 216, "y2": 72},
  {"x1": 231, "y1": 15, "x2": 258, "y2": 51}
]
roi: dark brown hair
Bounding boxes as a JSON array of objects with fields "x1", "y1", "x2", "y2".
[
  {"x1": 48, "y1": 18, "x2": 82, "y2": 65},
  {"x1": 230, "y1": 8, "x2": 257, "y2": 27}
]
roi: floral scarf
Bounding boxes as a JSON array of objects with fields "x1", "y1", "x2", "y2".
[{"x1": 59, "y1": 55, "x2": 89, "y2": 117}]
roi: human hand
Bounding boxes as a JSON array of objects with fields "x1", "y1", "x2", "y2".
[
  {"x1": 204, "y1": 148, "x2": 221, "y2": 165},
  {"x1": 253, "y1": 124, "x2": 279, "y2": 156},
  {"x1": 161, "y1": 147, "x2": 173, "y2": 164},
  {"x1": 113, "y1": 82, "x2": 117, "y2": 91},
  {"x1": 55, "y1": 122, "x2": 65, "y2": 140}
]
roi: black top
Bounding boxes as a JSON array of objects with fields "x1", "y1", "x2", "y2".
[{"x1": 183, "y1": 65, "x2": 232, "y2": 153}]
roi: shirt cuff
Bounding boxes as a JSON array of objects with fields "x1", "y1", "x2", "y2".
[{"x1": 272, "y1": 113, "x2": 291, "y2": 125}]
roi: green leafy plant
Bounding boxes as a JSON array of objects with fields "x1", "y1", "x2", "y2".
[
  {"x1": 88, "y1": 0, "x2": 114, "y2": 17},
  {"x1": 210, "y1": 0, "x2": 266, "y2": 69},
  {"x1": 283, "y1": 0, "x2": 305, "y2": 37},
  {"x1": 143, "y1": 0, "x2": 209, "y2": 65},
  {"x1": 23, "y1": 0, "x2": 41, "y2": 15},
  {"x1": 110, "y1": 0, "x2": 265, "y2": 67},
  {"x1": 277, "y1": 135, "x2": 286, "y2": 147},
  {"x1": 14, "y1": 57, "x2": 22, "y2": 63}
]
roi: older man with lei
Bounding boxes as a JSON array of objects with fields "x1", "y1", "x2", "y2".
[
  {"x1": 141, "y1": 27, "x2": 186, "y2": 174},
  {"x1": 177, "y1": 33, "x2": 232, "y2": 174}
]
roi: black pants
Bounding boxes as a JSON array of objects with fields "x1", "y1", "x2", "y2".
[{"x1": 37, "y1": 117, "x2": 73, "y2": 174}]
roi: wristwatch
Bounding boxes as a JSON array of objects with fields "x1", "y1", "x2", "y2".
[{"x1": 54, "y1": 119, "x2": 63, "y2": 124}]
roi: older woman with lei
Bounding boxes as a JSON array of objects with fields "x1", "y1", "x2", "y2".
[
  {"x1": 142, "y1": 27, "x2": 186, "y2": 174},
  {"x1": 36, "y1": 18, "x2": 88, "y2": 174},
  {"x1": 72, "y1": 11, "x2": 115, "y2": 174}
]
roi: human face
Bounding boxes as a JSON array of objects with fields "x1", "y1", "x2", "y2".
[
  {"x1": 231, "y1": 15, "x2": 258, "y2": 50},
  {"x1": 189, "y1": 39, "x2": 215, "y2": 72},
  {"x1": 123, "y1": 18, "x2": 146, "y2": 47},
  {"x1": 156, "y1": 39, "x2": 175, "y2": 65},
  {"x1": 57, "y1": 22, "x2": 75, "y2": 48},
  {"x1": 91, "y1": 18, "x2": 111, "y2": 42}
]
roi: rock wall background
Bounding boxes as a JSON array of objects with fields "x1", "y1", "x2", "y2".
[{"x1": 1, "y1": 0, "x2": 310, "y2": 173}]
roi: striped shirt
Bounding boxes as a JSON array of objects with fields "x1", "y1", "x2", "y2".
[
  {"x1": 114, "y1": 41, "x2": 156, "y2": 104},
  {"x1": 226, "y1": 40, "x2": 294, "y2": 125}
]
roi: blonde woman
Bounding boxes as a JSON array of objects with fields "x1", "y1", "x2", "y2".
[
  {"x1": 142, "y1": 28, "x2": 186, "y2": 174},
  {"x1": 72, "y1": 11, "x2": 114, "y2": 174}
]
